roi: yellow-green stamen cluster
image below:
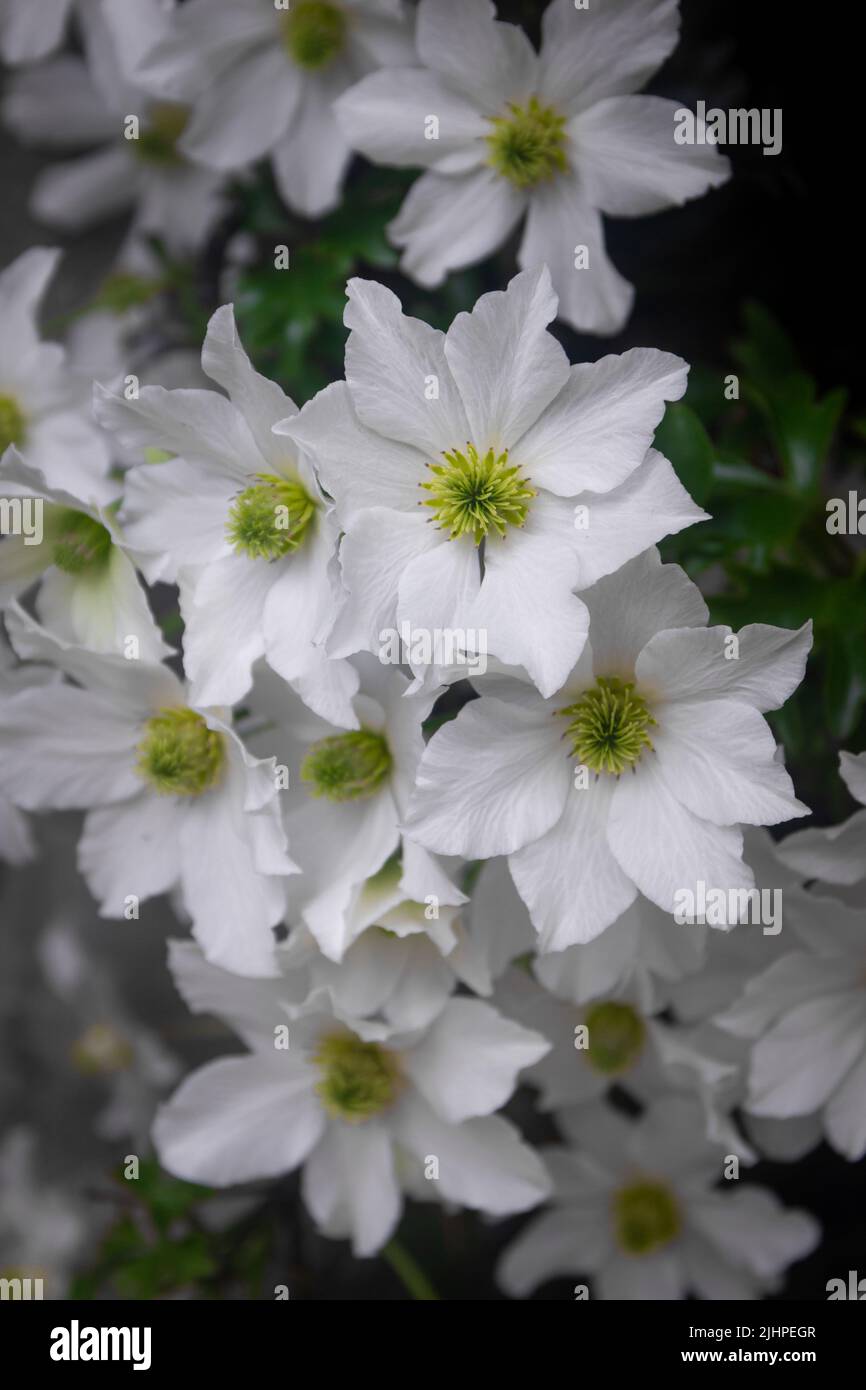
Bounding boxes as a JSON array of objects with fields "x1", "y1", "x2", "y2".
[
  {"x1": 71, "y1": 1023, "x2": 134, "y2": 1075},
  {"x1": 0, "y1": 393, "x2": 26, "y2": 452},
  {"x1": 421, "y1": 443, "x2": 535, "y2": 545},
  {"x1": 227, "y1": 474, "x2": 316, "y2": 561},
  {"x1": 558, "y1": 677, "x2": 656, "y2": 776},
  {"x1": 136, "y1": 707, "x2": 225, "y2": 797},
  {"x1": 280, "y1": 1, "x2": 347, "y2": 70},
  {"x1": 613, "y1": 1181, "x2": 681, "y2": 1256},
  {"x1": 50, "y1": 509, "x2": 113, "y2": 575},
  {"x1": 583, "y1": 1001, "x2": 646, "y2": 1075},
  {"x1": 487, "y1": 97, "x2": 568, "y2": 189},
  {"x1": 313, "y1": 1032, "x2": 402, "y2": 1122},
  {"x1": 95, "y1": 273, "x2": 164, "y2": 315},
  {"x1": 301, "y1": 729, "x2": 392, "y2": 802},
  {"x1": 134, "y1": 103, "x2": 189, "y2": 165}
]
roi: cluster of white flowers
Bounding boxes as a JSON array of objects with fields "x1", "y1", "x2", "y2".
[{"x1": 0, "y1": 0, "x2": 853, "y2": 1301}]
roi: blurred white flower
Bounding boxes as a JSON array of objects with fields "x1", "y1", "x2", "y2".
[
  {"x1": 0, "y1": 0, "x2": 76, "y2": 65},
  {"x1": 278, "y1": 267, "x2": 704, "y2": 697},
  {"x1": 118, "y1": 0, "x2": 413, "y2": 218},
  {"x1": 2, "y1": 0, "x2": 228, "y2": 253},
  {"x1": 498, "y1": 1096, "x2": 819, "y2": 1299},
  {"x1": 0, "y1": 248, "x2": 112, "y2": 500},
  {"x1": 336, "y1": 0, "x2": 729, "y2": 333},
  {"x1": 154, "y1": 939, "x2": 551, "y2": 1256},
  {"x1": 0, "y1": 449, "x2": 170, "y2": 662},
  {"x1": 0, "y1": 606, "x2": 298, "y2": 977},
  {"x1": 95, "y1": 304, "x2": 356, "y2": 722},
  {"x1": 0, "y1": 1127, "x2": 88, "y2": 1299},
  {"x1": 717, "y1": 892, "x2": 866, "y2": 1160},
  {"x1": 777, "y1": 750, "x2": 866, "y2": 890},
  {"x1": 406, "y1": 549, "x2": 811, "y2": 948}
]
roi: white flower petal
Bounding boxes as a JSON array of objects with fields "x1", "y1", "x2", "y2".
[
  {"x1": 510, "y1": 348, "x2": 688, "y2": 497},
  {"x1": 201, "y1": 304, "x2": 298, "y2": 465},
  {"x1": 573, "y1": 96, "x2": 730, "y2": 216},
  {"x1": 302, "y1": 1121, "x2": 400, "y2": 1257},
  {"x1": 390, "y1": 167, "x2": 526, "y2": 289},
  {"x1": 154, "y1": 1054, "x2": 323, "y2": 1186},
  {"x1": 343, "y1": 278, "x2": 470, "y2": 455},
  {"x1": 444, "y1": 267, "x2": 570, "y2": 450},
  {"x1": 79, "y1": 791, "x2": 184, "y2": 915},
  {"x1": 335, "y1": 68, "x2": 487, "y2": 169},
  {"x1": 653, "y1": 697, "x2": 809, "y2": 828},
  {"x1": 583, "y1": 549, "x2": 707, "y2": 678},
  {"x1": 511, "y1": 776, "x2": 638, "y2": 950},
  {"x1": 392, "y1": 1092, "x2": 551, "y2": 1214},
  {"x1": 607, "y1": 753, "x2": 752, "y2": 915},
  {"x1": 0, "y1": 685, "x2": 140, "y2": 810},
  {"x1": 538, "y1": 0, "x2": 680, "y2": 115},
  {"x1": 416, "y1": 0, "x2": 538, "y2": 114},
  {"x1": 635, "y1": 622, "x2": 813, "y2": 712},
  {"x1": 95, "y1": 382, "x2": 259, "y2": 481},
  {"x1": 406, "y1": 695, "x2": 570, "y2": 856},
  {"x1": 30, "y1": 148, "x2": 139, "y2": 231},
  {"x1": 405, "y1": 998, "x2": 549, "y2": 1122},
  {"x1": 498, "y1": 1207, "x2": 610, "y2": 1296},
  {"x1": 180, "y1": 44, "x2": 301, "y2": 168},
  {"x1": 272, "y1": 72, "x2": 352, "y2": 218},
  {"x1": 518, "y1": 171, "x2": 634, "y2": 335}
]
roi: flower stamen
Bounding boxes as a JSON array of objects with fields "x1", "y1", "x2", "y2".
[
  {"x1": 486, "y1": 97, "x2": 568, "y2": 189},
  {"x1": 136, "y1": 707, "x2": 225, "y2": 797},
  {"x1": 420, "y1": 443, "x2": 535, "y2": 544},
  {"x1": 613, "y1": 1181, "x2": 681, "y2": 1256},
  {"x1": 300, "y1": 728, "x2": 392, "y2": 802},
  {"x1": 313, "y1": 1032, "x2": 402, "y2": 1122},
  {"x1": 227, "y1": 474, "x2": 316, "y2": 561},
  {"x1": 558, "y1": 677, "x2": 656, "y2": 776},
  {"x1": 280, "y1": 1, "x2": 347, "y2": 70}
]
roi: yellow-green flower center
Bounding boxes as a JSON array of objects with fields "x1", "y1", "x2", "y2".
[
  {"x1": 95, "y1": 273, "x2": 163, "y2": 315},
  {"x1": 613, "y1": 1181, "x2": 681, "y2": 1256},
  {"x1": 301, "y1": 728, "x2": 392, "y2": 802},
  {"x1": 421, "y1": 443, "x2": 535, "y2": 545},
  {"x1": 0, "y1": 392, "x2": 26, "y2": 452},
  {"x1": 487, "y1": 97, "x2": 568, "y2": 189},
  {"x1": 583, "y1": 1001, "x2": 646, "y2": 1075},
  {"x1": 133, "y1": 102, "x2": 189, "y2": 165},
  {"x1": 280, "y1": 1, "x2": 347, "y2": 70},
  {"x1": 71, "y1": 1023, "x2": 134, "y2": 1075},
  {"x1": 313, "y1": 1032, "x2": 402, "y2": 1122},
  {"x1": 49, "y1": 508, "x2": 113, "y2": 575},
  {"x1": 136, "y1": 707, "x2": 225, "y2": 797},
  {"x1": 558, "y1": 677, "x2": 656, "y2": 776},
  {"x1": 226, "y1": 473, "x2": 316, "y2": 561}
]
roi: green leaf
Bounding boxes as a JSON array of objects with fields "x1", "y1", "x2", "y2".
[{"x1": 653, "y1": 403, "x2": 714, "y2": 505}]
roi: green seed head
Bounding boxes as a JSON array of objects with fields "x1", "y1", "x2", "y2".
[
  {"x1": 301, "y1": 729, "x2": 392, "y2": 802},
  {"x1": 0, "y1": 393, "x2": 26, "y2": 452},
  {"x1": 583, "y1": 1001, "x2": 646, "y2": 1075},
  {"x1": 558, "y1": 677, "x2": 656, "y2": 776},
  {"x1": 226, "y1": 474, "x2": 316, "y2": 561},
  {"x1": 487, "y1": 97, "x2": 568, "y2": 189},
  {"x1": 313, "y1": 1032, "x2": 402, "y2": 1122},
  {"x1": 613, "y1": 1181, "x2": 681, "y2": 1256},
  {"x1": 134, "y1": 102, "x2": 189, "y2": 165},
  {"x1": 281, "y1": 0, "x2": 347, "y2": 70},
  {"x1": 136, "y1": 707, "x2": 225, "y2": 797},
  {"x1": 50, "y1": 509, "x2": 113, "y2": 575},
  {"x1": 420, "y1": 443, "x2": 535, "y2": 545}
]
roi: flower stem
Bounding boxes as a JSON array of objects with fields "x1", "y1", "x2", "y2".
[{"x1": 382, "y1": 1238, "x2": 440, "y2": 1300}]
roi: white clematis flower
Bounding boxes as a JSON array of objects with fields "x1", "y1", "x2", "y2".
[
  {"x1": 154, "y1": 939, "x2": 552, "y2": 1257},
  {"x1": 0, "y1": 249, "x2": 112, "y2": 501},
  {"x1": 95, "y1": 304, "x2": 357, "y2": 724},
  {"x1": 281, "y1": 854, "x2": 531, "y2": 1031},
  {"x1": 498, "y1": 1095, "x2": 819, "y2": 1299},
  {"x1": 0, "y1": 449, "x2": 170, "y2": 663},
  {"x1": 406, "y1": 548, "x2": 812, "y2": 949},
  {"x1": 0, "y1": 606, "x2": 298, "y2": 977},
  {"x1": 335, "y1": 0, "x2": 730, "y2": 334},
  {"x1": 118, "y1": 0, "x2": 413, "y2": 219},
  {"x1": 2, "y1": 0, "x2": 228, "y2": 254},
  {"x1": 247, "y1": 659, "x2": 464, "y2": 962},
  {"x1": 277, "y1": 267, "x2": 705, "y2": 698},
  {"x1": 777, "y1": 750, "x2": 866, "y2": 891},
  {"x1": 717, "y1": 892, "x2": 866, "y2": 1161}
]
